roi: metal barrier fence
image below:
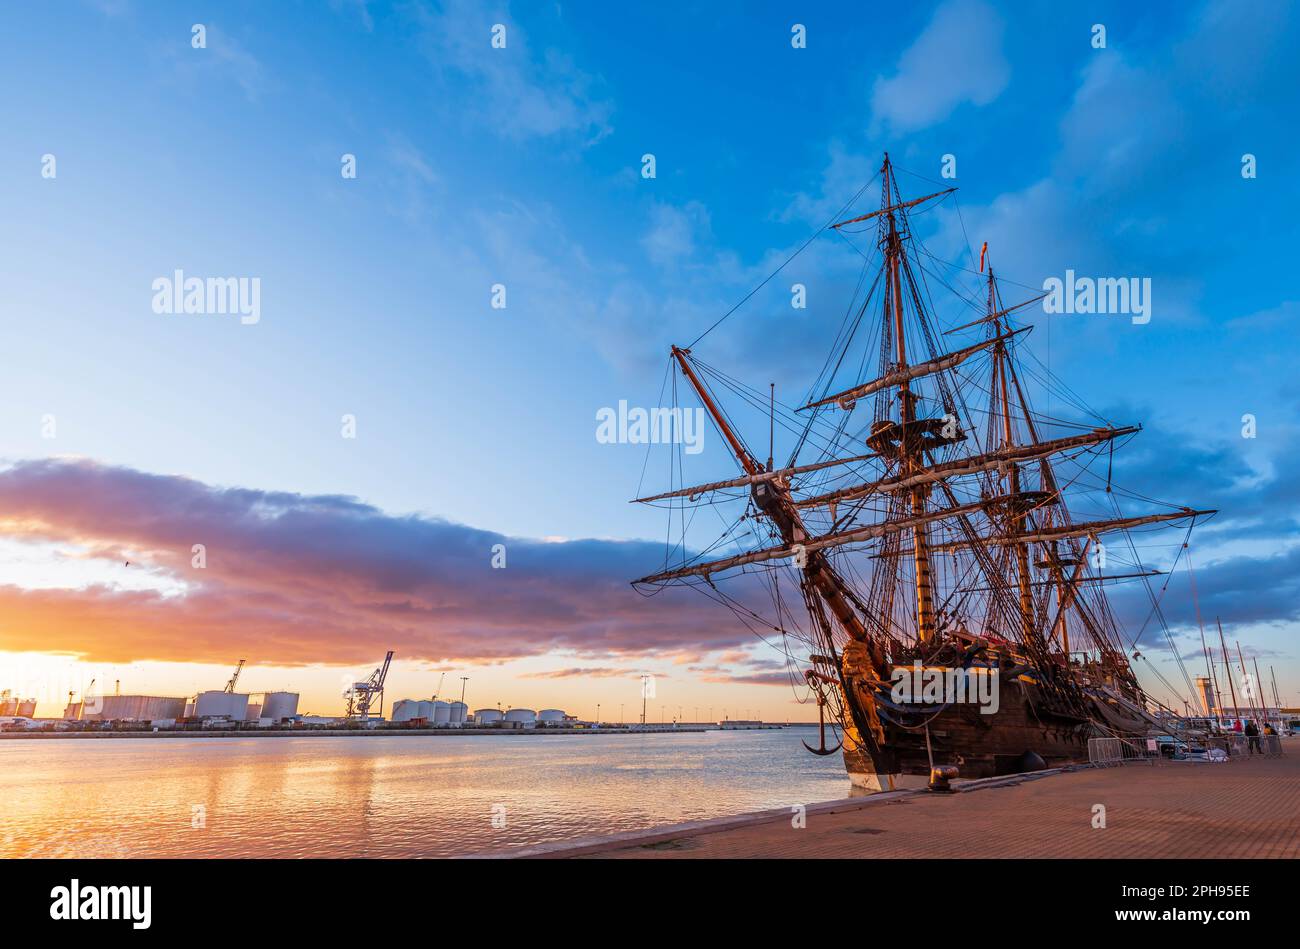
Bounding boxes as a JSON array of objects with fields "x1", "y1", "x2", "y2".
[
  {"x1": 1087, "y1": 737, "x2": 1161, "y2": 766},
  {"x1": 1207, "y1": 734, "x2": 1284, "y2": 758},
  {"x1": 1090, "y1": 734, "x2": 1285, "y2": 766},
  {"x1": 1206, "y1": 736, "x2": 1246, "y2": 758}
]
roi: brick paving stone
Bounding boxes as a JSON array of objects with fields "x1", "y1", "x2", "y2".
[{"x1": 576, "y1": 753, "x2": 1300, "y2": 859}]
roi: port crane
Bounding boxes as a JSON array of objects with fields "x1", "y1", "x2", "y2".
[
  {"x1": 78, "y1": 678, "x2": 96, "y2": 721},
  {"x1": 223, "y1": 659, "x2": 246, "y2": 693},
  {"x1": 344, "y1": 651, "x2": 394, "y2": 719}
]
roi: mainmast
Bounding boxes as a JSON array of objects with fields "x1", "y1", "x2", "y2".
[
  {"x1": 987, "y1": 265, "x2": 1036, "y2": 641},
  {"x1": 882, "y1": 155, "x2": 937, "y2": 643}
]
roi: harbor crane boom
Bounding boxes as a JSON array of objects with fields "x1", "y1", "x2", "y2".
[
  {"x1": 224, "y1": 659, "x2": 246, "y2": 694},
  {"x1": 345, "y1": 650, "x2": 395, "y2": 719}
]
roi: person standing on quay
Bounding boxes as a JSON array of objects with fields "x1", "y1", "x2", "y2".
[{"x1": 1244, "y1": 719, "x2": 1261, "y2": 754}]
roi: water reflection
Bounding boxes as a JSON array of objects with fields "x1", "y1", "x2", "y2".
[{"x1": 1, "y1": 730, "x2": 849, "y2": 857}]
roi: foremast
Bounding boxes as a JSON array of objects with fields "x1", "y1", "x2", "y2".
[{"x1": 667, "y1": 345, "x2": 891, "y2": 766}]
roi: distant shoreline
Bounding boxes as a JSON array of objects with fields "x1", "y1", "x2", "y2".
[{"x1": 0, "y1": 724, "x2": 804, "y2": 740}]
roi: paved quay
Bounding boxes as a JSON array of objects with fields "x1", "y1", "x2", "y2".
[{"x1": 523, "y1": 752, "x2": 1299, "y2": 859}]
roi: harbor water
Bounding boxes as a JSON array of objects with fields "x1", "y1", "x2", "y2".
[{"x1": 1, "y1": 729, "x2": 849, "y2": 857}]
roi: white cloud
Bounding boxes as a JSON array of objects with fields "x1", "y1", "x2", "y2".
[
  {"x1": 641, "y1": 202, "x2": 710, "y2": 268},
  {"x1": 415, "y1": 0, "x2": 613, "y2": 144},
  {"x1": 870, "y1": 0, "x2": 1009, "y2": 134}
]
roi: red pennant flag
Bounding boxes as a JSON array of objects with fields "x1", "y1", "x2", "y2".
[{"x1": 979, "y1": 241, "x2": 988, "y2": 273}]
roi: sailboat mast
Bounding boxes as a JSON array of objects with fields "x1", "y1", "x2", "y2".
[
  {"x1": 1217, "y1": 618, "x2": 1239, "y2": 719},
  {"x1": 1237, "y1": 642, "x2": 1261, "y2": 726},
  {"x1": 883, "y1": 155, "x2": 936, "y2": 642},
  {"x1": 1253, "y1": 657, "x2": 1267, "y2": 724}
]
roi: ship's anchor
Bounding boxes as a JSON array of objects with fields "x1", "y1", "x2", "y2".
[{"x1": 802, "y1": 688, "x2": 842, "y2": 756}]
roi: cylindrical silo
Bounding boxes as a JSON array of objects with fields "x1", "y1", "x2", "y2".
[
  {"x1": 79, "y1": 695, "x2": 187, "y2": 722},
  {"x1": 475, "y1": 708, "x2": 503, "y2": 726},
  {"x1": 432, "y1": 700, "x2": 451, "y2": 725},
  {"x1": 392, "y1": 699, "x2": 419, "y2": 722},
  {"x1": 537, "y1": 709, "x2": 565, "y2": 726},
  {"x1": 449, "y1": 702, "x2": 468, "y2": 725},
  {"x1": 503, "y1": 708, "x2": 536, "y2": 728},
  {"x1": 415, "y1": 700, "x2": 433, "y2": 720},
  {"x1": 195, "y1": 691, "x2": 248, "y2": 720},
  {"x1": 261, "y1": 692, "x2": 299, "y2": 721}
]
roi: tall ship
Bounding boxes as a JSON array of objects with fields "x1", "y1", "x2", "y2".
[{"x1": 632, "y1": 155, "x2": 1214, "y2": 790}]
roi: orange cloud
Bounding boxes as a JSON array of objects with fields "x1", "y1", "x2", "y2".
[{"x1": 0, "y1": 459, "x2": 753, "y2": 667}]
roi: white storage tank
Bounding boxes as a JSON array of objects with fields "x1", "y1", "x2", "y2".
[
  {"x1": 392, "y1": 699, "x2": 420, "y2": 722},
  {"x1": 503, "y1": 708, "x2": 536, "y2": 728},
  {"x1": 416, "y1": 700, "x2": 435, "y2": 721},
  {"x1": 79, "y1": 695, "x2": 188, "y2": 722},
  {"x1": 432, "y1": 701, "x2": 451, "y2": 725},
  {"x1": 245, "y1": 702, "x2": 263, "y2": 722},
  {"x1": 475, "y1": 708, "x2": 503, "y2": 726},
  {"x1": 537, "y1": 709, "x2": 566, "y2": 725},
  {"x1": 261, "y1": 692, "x2": 299, "y2": 722},
  {"x1": 450, "y1": 702, "x2": 468, "y2": 725},
  {"x1": 194, "y1": 691, "x2": 249, "y2": 720}
]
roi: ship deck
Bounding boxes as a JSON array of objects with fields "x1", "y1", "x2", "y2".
[{"x1": 504, "y1": 749, "x2": 1300, "y2": 859}]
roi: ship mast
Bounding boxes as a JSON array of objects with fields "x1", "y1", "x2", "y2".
[
  {"x1": 668, "y1": 345, "x2": 867, "y2": 644},
  {"x1": 667, "y1": 343, "x2": 890, "y2": 755},
  {"x1": 987, "y1": 265, "x2": 1035, "y2": 641},
  {"x1": 882, "y1": 155, "x2": 937, "y2": 643}
]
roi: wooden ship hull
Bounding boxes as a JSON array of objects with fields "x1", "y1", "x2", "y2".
[{"x1": 842, "y1": 675, "x2": 1105, "y2": 789}]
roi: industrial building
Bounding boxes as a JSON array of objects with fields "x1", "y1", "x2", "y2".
[
  {"x1": 0, "y1": 691, "x2": 36, "y2": 718},
  {"x1": 503, "y1": 708, "x2": 536, "y2": 728},
  {"x1": 195, "y1": 690, "x2": 250, "y2": 720},
  {"x1": 391, "y1": 699, "x2": 468, "y2": 725},
  {"x1": 468, "y1": 707, "x2": 575, "y2": 728},
  {"x1": 70, "y1": 695, "x2": 188, "y2": 722},
  {"x1": 260, "y1": 691, "x2": 299, "y2": 722}
]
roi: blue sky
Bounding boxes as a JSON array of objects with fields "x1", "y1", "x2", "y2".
[{"x1": 1, "y1": 0, "x2": 1298, "y2": 717}]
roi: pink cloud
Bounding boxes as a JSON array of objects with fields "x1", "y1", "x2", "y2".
[{"x1": 0, "y1": 459, "x2": 752, "y2": 666}]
